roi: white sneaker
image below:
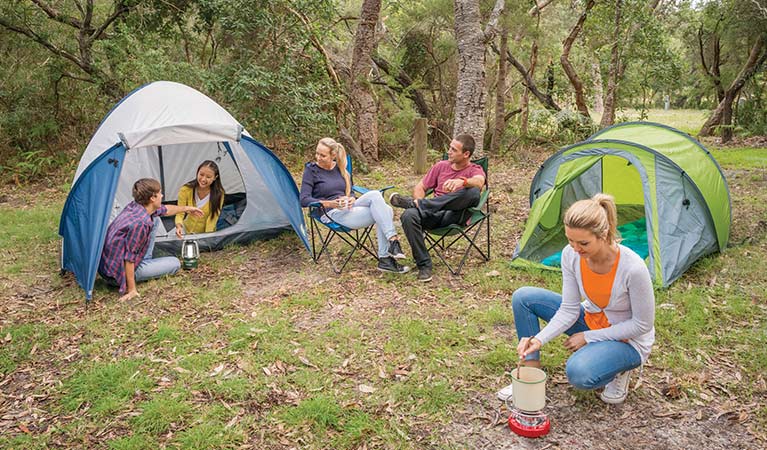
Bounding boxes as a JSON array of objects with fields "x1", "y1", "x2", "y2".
[
  {"x1": 496, "y1": 383, "x2": 514, "y2": 402},
  {"x1": 600, "y1": 371, "x2": 631, "y2": 404}
]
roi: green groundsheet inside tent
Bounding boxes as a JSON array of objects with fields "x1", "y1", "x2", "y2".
[{"x1": 540, "y1": 217, "x2": 649, "y2": 267}]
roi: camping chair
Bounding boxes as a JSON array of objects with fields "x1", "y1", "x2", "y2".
[
  {"x1": 306, "y1": 155, "x2": 394, "y2": 274},
  {"x1": 423, "y1": 156, "x2": 491, "y2": 275}
]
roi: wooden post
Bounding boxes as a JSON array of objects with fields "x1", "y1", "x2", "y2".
[{"x1": 414, "y1": 117, "x2": 427, "y2": 174}]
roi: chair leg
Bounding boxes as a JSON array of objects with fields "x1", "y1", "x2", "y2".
[
  {"x1": 454, "y1": 221, "x2": 489, "y2": 274},
  {"x1": 313, "y1": 224, "x2": 377, "y2": 274},
  {"x1": 425, "y1": 216, "x2": 491, "y2": 276}
]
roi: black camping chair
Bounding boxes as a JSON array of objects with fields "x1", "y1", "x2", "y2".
[
  {"x1": 305, "y1": 155, "x2": 394, "y2": 274},
  {"x1": 423, "y1": 156, "x2": 491, "y2": 275}
]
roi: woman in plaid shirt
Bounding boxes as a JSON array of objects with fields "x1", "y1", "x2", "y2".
[{"x1": 99, "y1": 178, "x2": 202, "y2": 301}]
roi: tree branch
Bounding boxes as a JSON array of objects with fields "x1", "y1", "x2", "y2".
[
  {"x1": 560, "y1": 0, "x2": 595, "y2": 119},
  {"x1": 490, "y1": 43, "x2": 561, "y2": 112},
  {"x1": 287, "y1": 6, "x2": 342, "y2": 90},
  {"x1": 372, "y1": 55, "x2": 430, "y2": 118},
  {"x1": 483, "y1": 0, "x2": 505, "y2": 42},
  {"x1": 88, "y1": 0, "x2": 130, "y2": 42},
  {"x1": 0, "y1": 17, "x2": 86, "y2": 72},
  {"x1": 529, "y1": 0, "x2": 555, "y2": 16},
  {"x1": 29, "y1": 0, "x2": 84, "y2": 30}
]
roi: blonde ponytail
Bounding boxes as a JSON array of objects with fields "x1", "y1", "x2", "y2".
[
  {"x1": 564, "y1": 193, "x2": 620, "y2": 244},
  {"x1": 318, "y1": 137, "x2": 351, "y2": 196}
]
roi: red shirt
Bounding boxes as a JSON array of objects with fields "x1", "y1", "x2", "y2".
[{"x1": 422, "y1": 160, "x2": 485, "y2": 197}]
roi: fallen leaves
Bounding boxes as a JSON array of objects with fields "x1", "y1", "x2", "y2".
[{"x1": 358, "y1": 384, "x2": 376, "y2": 393}]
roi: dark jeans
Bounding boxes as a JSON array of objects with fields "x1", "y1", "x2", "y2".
[{"x1": 400, "y1": 187, "x2": 480, "y2": 269}]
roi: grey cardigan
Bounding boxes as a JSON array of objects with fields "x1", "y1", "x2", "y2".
[{"x1": 535, "y1": 244, "x2": 656, "y2": 362}]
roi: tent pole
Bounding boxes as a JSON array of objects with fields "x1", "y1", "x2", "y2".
[{"x1": 158, "y1": 145, "x2": 166, "y2": 198}]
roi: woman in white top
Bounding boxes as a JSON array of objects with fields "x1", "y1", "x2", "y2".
[{"x1": 500, "y1": 194, "x2": 655, "y2": 404}]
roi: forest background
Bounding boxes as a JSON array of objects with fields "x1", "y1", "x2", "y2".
[{"x1": 0, "y1": 0, "x2": 766, "y2": 178}]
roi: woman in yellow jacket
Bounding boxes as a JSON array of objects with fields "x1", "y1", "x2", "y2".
[{"x1": 175, "y1": 160, "x2": 225, "y2": 238}]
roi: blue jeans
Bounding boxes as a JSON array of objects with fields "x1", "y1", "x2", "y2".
[
  {"x1": 135, "y1": 217, "x2": 181, "y2": 282},
  {"x1": 511, "y1": 286, "x2": 642, "y2": 390},
  {"x1": 326, "y1": 190, "x2": 397, "y2": 258}
]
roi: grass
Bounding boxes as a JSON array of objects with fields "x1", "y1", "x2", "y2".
[
  {"x1": 60, "y1": 359, "x2": 155, "y2": 417},
  {"x1": 0, "y1": 112, "x2": 765, "y2": 447}
]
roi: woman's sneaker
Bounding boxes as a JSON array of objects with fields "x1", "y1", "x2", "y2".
[
  {"x1": 496, "y1": 383, "x2": 514, "y2": 402},
  {"x1": 387, "y1": 239, "x2": 406, "y2": 259},
  {"x1": 600, "y1": 371, "x2": 631, "y2": 404}
]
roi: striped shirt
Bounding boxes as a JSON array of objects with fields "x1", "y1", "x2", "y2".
[{"x1": 98, "y1": 201, "x2": 166, "y2": 293}]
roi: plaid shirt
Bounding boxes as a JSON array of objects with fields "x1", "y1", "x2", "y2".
[{"x1": 99, "y1": 201, "x2": 167, "y2": 294}]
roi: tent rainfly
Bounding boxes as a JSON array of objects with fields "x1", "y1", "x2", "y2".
[
  {"x1": 512, "y1": 121, "x2": 731, "y2": 287},
  {"x1": 59, "y1": 81, "x2": 310, "y2": 300}
]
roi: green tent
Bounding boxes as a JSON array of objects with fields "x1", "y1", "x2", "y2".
[{"x1": 512, "y1": 121, "x2": 731, "y2": 287}]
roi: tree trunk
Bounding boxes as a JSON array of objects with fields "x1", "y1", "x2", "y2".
[
  {"x1": 600, "y1": 0, "x2": 622, "y2": 128},
  {"x1": 591, "y1": 58, "x2": 604, "y2": 115},
  {"x1": 453, "y1": 0, "x2": 505, "y2": 156},
  {"x1": 490, "y1": 25, "x2": 508, "y2": 153},
  {"x1": 350, "y1": 0, "x2": 382, "y2": 161},
  {"x1": 521, "y1": 41, "x2": 539, "y2": 134},
  {"x1": 698, "y1": 22, "x2": 725, "y2": 103},
  {"x1": 560, "y1": 0, "x2": 595, "y2": 121},
  {"x1": 700, "y1": 38, "x2": 767, "y2": 138}
]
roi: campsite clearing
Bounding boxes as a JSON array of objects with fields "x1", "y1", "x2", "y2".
[{"x1": 1, "y1": 137, "x2": 765, "y2": 449}]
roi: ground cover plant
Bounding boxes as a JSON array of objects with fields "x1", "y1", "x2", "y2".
[{"x1": 0, "y1": 111, "x2": 765, "y2": 449}]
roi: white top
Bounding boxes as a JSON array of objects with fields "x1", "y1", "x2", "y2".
[
  {"x1": 195, "y1": 191, "x2": 210, "y2": 208},
  {"x1": 535, "y1": 244, "x2": 656, "y2": 362}
]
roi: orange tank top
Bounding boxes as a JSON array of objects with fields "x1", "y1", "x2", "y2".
[{"x1": 581, "y1": 249, "x2": 621, "y2": 330}]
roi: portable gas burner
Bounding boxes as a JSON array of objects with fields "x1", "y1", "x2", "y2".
[{"x1": 507, "y1": 407, "x2": 550, "y2": 438}]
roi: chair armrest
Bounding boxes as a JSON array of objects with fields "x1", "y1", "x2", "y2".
[
  {"x1": 352, "y1": 185, "x2": 369, "y2": 195},
  {"x1": 467, "y1": 189, "x2": 490, "y2": 213},
  {"x1": 353, "y1": 185, "x2": 396, "y2": 195}
]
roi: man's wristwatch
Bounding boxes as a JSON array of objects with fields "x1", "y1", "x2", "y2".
[{"x1": 460, "y1": 176, "x2": 468, "y2": 187}]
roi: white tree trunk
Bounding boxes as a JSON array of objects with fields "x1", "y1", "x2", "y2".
[
  {"x1": 591, "y1": 59, "x2": 604, "y2": 115},
  {"x1": 453, "y1": 0, "x2": 504, "y2": 156}
]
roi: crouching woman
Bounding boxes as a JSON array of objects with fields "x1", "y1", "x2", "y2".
[{"x1": 503, "y1": 194, "x2": 655, "y2": 404}]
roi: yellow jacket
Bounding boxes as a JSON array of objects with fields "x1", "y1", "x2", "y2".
[{"x1": 175, "y1": 185, "x2": 224, "y2": 234}]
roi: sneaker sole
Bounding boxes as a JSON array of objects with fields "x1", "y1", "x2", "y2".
[
  {"x1": 389, "y1": 253, "x2": 406, "y2": 259},
  {"x1": 377, "y1": 267, "x2": 411, "y2": 274},
  {"x1": 599, "y1": 394, "x2": 627, "y2": 404},
  {"x1": 418, "y1": 275, "x2": 432, "y2": 282}
]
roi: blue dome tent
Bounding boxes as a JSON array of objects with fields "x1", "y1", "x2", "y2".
[{"x1": 59, "y1": 81, "x2": 310, "y2": 301}]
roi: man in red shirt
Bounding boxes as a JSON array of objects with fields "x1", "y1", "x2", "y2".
[{"x1": 389, "y1": 134, "x2": 485, "y2": 282}]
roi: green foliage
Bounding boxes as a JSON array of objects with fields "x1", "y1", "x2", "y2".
[{"x1": 736, "y1": 74, "x2": 767, "y2": 136}]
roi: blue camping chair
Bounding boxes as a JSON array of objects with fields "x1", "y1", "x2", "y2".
[
  {"x1": 306, "y1": 155, "x2": 394, "y2": 274},
  {"x1": 424, "y1": 156, "x2": 491, "y2": 275}
]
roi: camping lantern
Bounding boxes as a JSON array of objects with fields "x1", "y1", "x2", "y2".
[
  {"x1": 507, "y1": 366, "x2": 550, "y2": 438},
  {"x1": 182, "y1": 239, "x2": 199, "y2": 270}
]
